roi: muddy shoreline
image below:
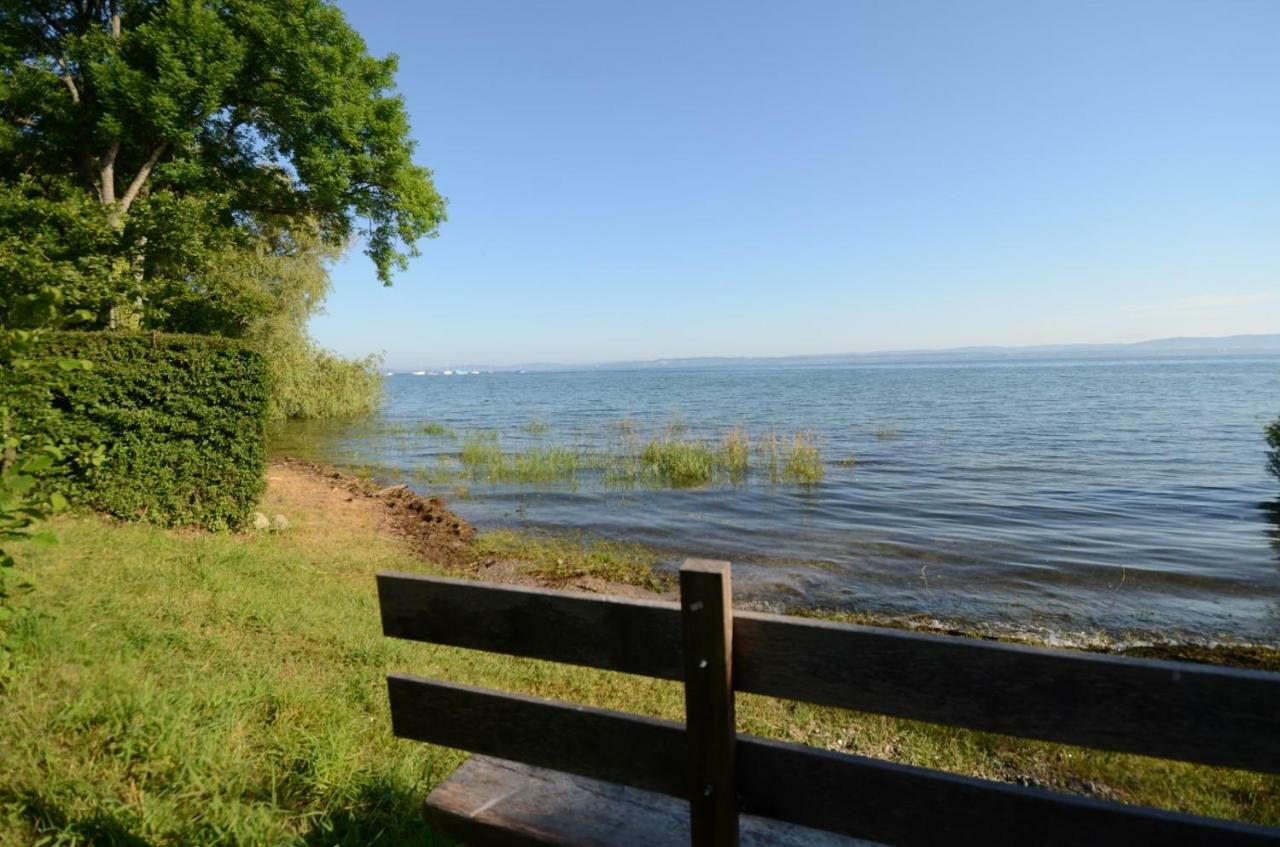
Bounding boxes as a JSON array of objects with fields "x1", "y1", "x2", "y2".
[{"x1": 273, "y1": 456, "x2": 1280, "y2": 671}]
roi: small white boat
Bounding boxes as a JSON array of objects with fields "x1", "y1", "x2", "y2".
[
  {"x1": 470, "y1": 370, "x2": 480, "y2": 375},
  {"x1": 442, "y1": 369, "x2": 454, "y2": 375},
  {"x1": 412, "y1": 370, "x2": 426, "y2": 376}
]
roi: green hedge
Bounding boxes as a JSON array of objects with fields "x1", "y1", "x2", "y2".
[{"x1": 17, "y1": 332, "x2": 268, "y2": 530}]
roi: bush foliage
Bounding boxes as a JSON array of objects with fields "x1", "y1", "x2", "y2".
[
  {"x1": 1267, "y1": 419, "x2": 1280, "y2": 482},
  {"x1": 15, "y1": 332, "x2": 268, "y2": 530}
]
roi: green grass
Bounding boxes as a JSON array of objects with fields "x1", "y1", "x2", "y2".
[{"x1": 0, "y1": 491, "x2": 1276, "y2": 845}]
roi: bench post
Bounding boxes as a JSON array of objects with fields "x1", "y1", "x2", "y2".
[{"x1": 680, "y1": 559, "x2": 739, "y2": 847}]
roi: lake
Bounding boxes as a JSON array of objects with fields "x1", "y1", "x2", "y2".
[{"x1": 272, "y1": 357, "x2": 1280, "y2": 645}]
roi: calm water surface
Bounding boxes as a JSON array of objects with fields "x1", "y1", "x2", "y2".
[{"x1": 274, "y1": 358, "x2": 1280, "y2": 644}]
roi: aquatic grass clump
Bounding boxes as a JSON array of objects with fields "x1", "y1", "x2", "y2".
[
  {"x1": 418, "y1": 421, "x2": 455, "y2": 438},
  {"x1": 499, "y1": 446, "x2": 581, "y2": 483},
  {"x1": 640, "y1": 439, "x2": 716, "y2": 487},
  {"x1": 459, "y1": 430, "x2": 502, "y2": 470},
  {"x1": 721, "y1": 426, "x2": 751, "y2": 481},
  {"x1": 875, "y1": 424, "x2": 901, "y2": 441},
  {"x1": 520, "y1": 418, "x2": 550, "y2": 436},
  {"x1": 784, "y1": 431, "x2": 824, "y2": 484}
]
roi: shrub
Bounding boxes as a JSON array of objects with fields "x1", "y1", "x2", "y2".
[
  {"x1": 14, "y1": 332, "x2": 268, "y2": 530},
  {"x1": 1267, "y1": 419, "x2": 1280, "y2": 482}
]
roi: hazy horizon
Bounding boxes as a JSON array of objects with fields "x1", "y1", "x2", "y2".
[
  {"x1": 314, "y1": 1, "x2": 1280, "y2": 366},
  {"x1": 377, "y1": 331, "x2": 1280, "y2": 372}
]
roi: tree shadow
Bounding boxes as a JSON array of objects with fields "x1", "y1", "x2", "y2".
[
  {"x1": 8, "y1": 792, "x2": 155, "y2": 847},
  {"x1": 299, "y1": 777, "x2": 455, "y2": 847}
]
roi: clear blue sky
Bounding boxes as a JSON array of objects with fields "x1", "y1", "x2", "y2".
[{"x1": 315, "y1": 0, "x2": 1280, "y2": 369}]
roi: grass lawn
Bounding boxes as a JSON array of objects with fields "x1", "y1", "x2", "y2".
[{"x1": 1, "y1": 470, "x2": 1277, "y2": 845}]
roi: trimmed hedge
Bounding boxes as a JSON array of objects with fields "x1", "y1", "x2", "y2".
[{"x1": 17, "y1": 332, "x2": 269, "y2": 530}]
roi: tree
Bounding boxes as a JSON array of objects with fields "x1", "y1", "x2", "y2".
[{"x1": 1, "y1": 0, "x2": 445, "y2": 329}]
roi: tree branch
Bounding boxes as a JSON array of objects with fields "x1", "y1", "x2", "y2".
[
  {"x1": 55, "y1": 57, "x2": 81, "y2": 104},
  {"x1": 100, "y1": 140, "x2": 120, "y2": 204},
  {"x1": 116, "y1": 141, "x2": 169, "y2": 218}
]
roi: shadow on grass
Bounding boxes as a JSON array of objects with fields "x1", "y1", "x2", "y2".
[
  {"x1": 299, "y1": 777, "x2": 454, "y2": 847},
  {"x1": 7, "y1": 778, "x2": 452, "y2": 847},
  {"x1": 6, "y1": 792, "x2": 155, "y2": 847}
]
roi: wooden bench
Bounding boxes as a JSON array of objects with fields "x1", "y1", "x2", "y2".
[{"x1": 377, "y1": 560, "x2": 1280, "y2": 846}]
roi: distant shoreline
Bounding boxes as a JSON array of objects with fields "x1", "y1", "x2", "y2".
[{"x1": 386, "y1": 333, "x2": 1280, "y2": 374}]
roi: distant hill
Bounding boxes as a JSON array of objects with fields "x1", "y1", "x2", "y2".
[
  {"x1": 565, "y1": 333, "x2": 1280, "y2": 371},
  {"x1": 393, "y1": 334, "x2": 1280, "y2": 373}
]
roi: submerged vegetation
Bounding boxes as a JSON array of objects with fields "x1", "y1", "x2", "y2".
[
  {"x1": 443, "y1": 417, "x2": 825, "y2": 488},
  {"x1": 473, "y1": 529, "x2": 665, "y2": 590}
]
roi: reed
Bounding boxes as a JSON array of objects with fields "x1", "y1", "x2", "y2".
[
  {"x1": 520, "y1": 418, "x2": 550, "y2": 436},
  {"x1": 459, "y1": 430, "x2": 502, "y2": 470},
  {"x1": 721, "y1": 426, "x2": 751, "y2": 481},
  {"x1": 418, "y1": 421, "x2": 455, "y2": 438},
  {"x1": 640, "y1": 439, "x2": 715, "y2": 487},
  {"x1": 783, "y1": 430, "x2": 824, "y2": 484}
]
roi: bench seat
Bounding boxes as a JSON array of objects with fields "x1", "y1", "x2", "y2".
[{"x1": 425, "y1": 755, "x2": 881, "y2": 847}]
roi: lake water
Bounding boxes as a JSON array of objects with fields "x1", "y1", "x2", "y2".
[{"x1": 273, "y1": 357, "x2": 1280, "y2": 645}]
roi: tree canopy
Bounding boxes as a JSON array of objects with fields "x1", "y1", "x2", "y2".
[{"x1": 1, "y1": 0, "x2": 446, "y2": 331}]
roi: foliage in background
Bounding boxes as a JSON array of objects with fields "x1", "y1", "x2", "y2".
[
  {"x1": 0, "y1": 290, "x2": 96, "y2": 682},
  {"x1": 1, "y1": 0, "x2": 445, "y2": 332},
  {"x1": 1, "y1": 0, "x2": 433, "y2": 421},
  {"x1": 229, "y1": 230, "x2": 383, "y2": 420},
  {"x1": 14, "y1": 332, "x2": 269, "y2": 530},
  {"x1": 1267, "y1": 419, "x2": 1280, "y2": 482}
]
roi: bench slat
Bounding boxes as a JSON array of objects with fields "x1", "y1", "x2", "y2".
[
  {"x1": 425, "y1": 755, "x2": 877, "y2": 847},
  {"x1": 378, "y1": 573, "x2": 1280, "y2": 773},
  {"x1": 378, "y1": 573, "x2": 682, "y2": 679},
  {"x1": 387, "y1": 675, "x2": 1280, "y2": 846},
  {"x1": 734, "y1": 611, "x2": 1280, "y2": 774}
]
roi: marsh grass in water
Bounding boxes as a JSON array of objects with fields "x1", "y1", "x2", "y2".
[
  {"x1": 875, "y1": 424, "x2": 901, "y2": 441},
  {"x1": 436, "y1": 418, "x2": 824, "y2": 489},
  {"x1": 520, "y1": 418, "x2": 550, "y2": 436},
  {"x1": 418, "y1": 421, "x2": 455, "y2": 438}
]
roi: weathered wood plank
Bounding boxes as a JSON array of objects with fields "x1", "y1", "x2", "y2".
[
  {"x1": 737, "y1": 734, "x2": 1280, "y2": 847},
  {"x1": 377, "y1": 573, "x2": 1280, "y2": 772},
  {"x1": 387, "y1": 675, "x2": 687, "y2": 797},
  {"x1": 424, "y1": 755, "x2": 878, "y2": 846},
  {"x1": 377, "y1": 572, "x2": 682, "y2": 679},
  {"x1": 732, "y1": 611, "x2": 1280, "y2": 774},
  {"x1": 680, "y1": 560, "x2": 739, "y2": 847},
  {"x1": 388, "y1": 676, "x2": 1280, "y2": 846}
]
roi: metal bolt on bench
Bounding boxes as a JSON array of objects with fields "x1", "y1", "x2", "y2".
[{"x1": 377, "y1": 560, "x2": 1280, "y2": 846}]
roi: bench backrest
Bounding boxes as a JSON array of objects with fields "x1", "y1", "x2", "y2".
[{"x1": 378, "y1": 561, "x2": 1280, "y2": 847}]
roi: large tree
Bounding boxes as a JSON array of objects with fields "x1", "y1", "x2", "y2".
[{"x1": 0, "y1": 0, "x2": 445, "y2": 330}]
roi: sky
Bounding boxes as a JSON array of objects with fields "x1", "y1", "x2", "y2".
[{"x1": 316, "y1": 0, "x2": 1280, "y2": 369}]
